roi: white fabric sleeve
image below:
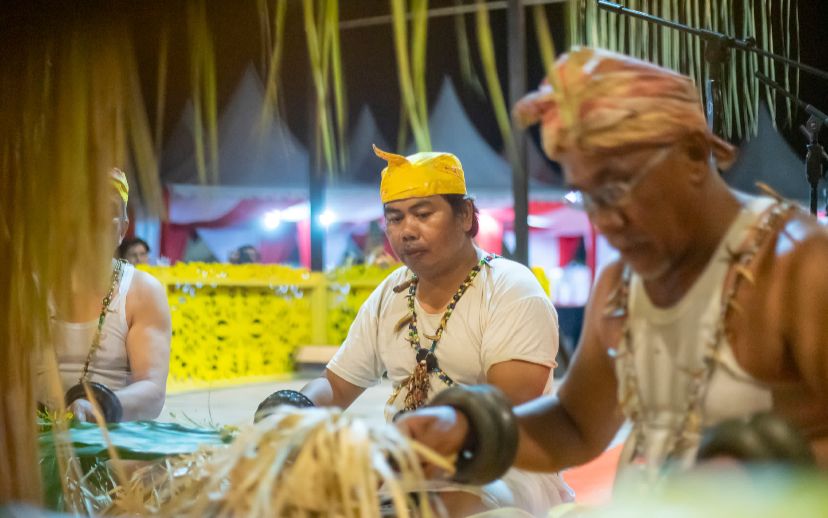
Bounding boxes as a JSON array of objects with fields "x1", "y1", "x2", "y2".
[
  {"x1": 326, "y1": 285, "x2": 386, "y2": 388},
  {"x1": 480, "y1": 295, "x2": 559, "y2": 373}
]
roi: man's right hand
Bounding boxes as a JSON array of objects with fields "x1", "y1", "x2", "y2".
[{"x1": 395, "y1": 406, "x2": 469, "y2": 477}]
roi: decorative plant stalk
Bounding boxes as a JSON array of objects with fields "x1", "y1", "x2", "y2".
[
  {"x1": 258, "y1": 0, "x2": 288, "y2": 133},
  {"x1": 327, "y1": 0, "x2": 348, "y2": 170},
  {"x1": 187, "y1": 1, "x2": 220, "y2": 185},
  {"x1": 390, "y1": 0, "x2": 432, "y2": 152},
  {"x1": 533, "y1": 4, "x2": 558, "y2": 75},
  {"x1": 475, "y1": 1, "x2": 522, "y2": 171},
  {"x1": 454, "y1": 0, "x2": 486, "y2": 99},
  {"x1": 303, "y1": 0, "x2": 347, "y2": 175},
  {"x1": 567, "y1": 0, "x2": 798, "y2": 139},
  {"x1": 154, "y1": 22, "x2": 169, "y2": 159},
  {"x1": 412, "y1": 0, "x2": 430, "y2": 142}
]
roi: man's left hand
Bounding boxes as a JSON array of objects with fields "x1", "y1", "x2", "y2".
[
  {"x1": 68, "y1": 398, "x2": 96, "y2": 422},
  {"x1": 395, "y1": 406, "x2": 469, "y2": 477}
]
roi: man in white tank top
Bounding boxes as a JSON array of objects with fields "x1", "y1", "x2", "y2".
[
  {"x1": 399, "y1": 47, "x2": 828, "y2": 489},
  {"x1": 43, "y1": 169, "x2": 171, "y2": 422}
]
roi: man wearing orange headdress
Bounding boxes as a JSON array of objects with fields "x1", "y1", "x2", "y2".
[
  {"x1": 398, "y1": 47, "x2": 828, "y2": 487},
  {"x1": 38, "y1": 169, "x2": 171, "y2": 423},
  {"x1": 257, "y1": 146, "x2": 571, "y2": 515}
]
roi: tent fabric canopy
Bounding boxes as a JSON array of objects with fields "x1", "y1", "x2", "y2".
[{"x1": 162, "y1": 66, "x2": 309, "y2": 187}]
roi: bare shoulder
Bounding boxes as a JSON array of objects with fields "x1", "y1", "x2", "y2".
[
  {"x1": 773, "y1": 213, "x2": 828, "y2": 269},
  {"x1": 128, "y1": 268, "x2": 166, "y2": 297},
  {"x1": 743, "y1": 211, "x2": 828, "y2": 380},
  {"x1": 126, "y1": 269, "x2": 171, "y2": 318},
  {"x1": 762, "y1": 213, "x2": 828, "y2": 300}
]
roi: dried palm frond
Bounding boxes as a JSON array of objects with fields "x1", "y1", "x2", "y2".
[
  {"x1": 391, "y1": 0, "x2": 432, "y2": 152},
  {"x1": 567, "y1": 0, "x2": 798, "y2": 139},
  {"x1": 112, "y1": 407, "x2": 453, "y2": 518}
]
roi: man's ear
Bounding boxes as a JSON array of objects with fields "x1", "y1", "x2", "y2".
[
  {"x1": 119, "y1": 218, "x2": 130, "y2": 243},
  {"x1": 682, "y1": 131, "x2": 710, "y2": 164},
  {"x1": 462, "y1": 200, "x2": 474, "y2": 233},
  {"x1": 681, "y1": 132, "x2": 713, "y2": 185}
]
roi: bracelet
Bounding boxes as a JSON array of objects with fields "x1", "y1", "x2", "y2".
[
  {"x1": 254, "y1": 389, "x2": 315, "y2": 422},
  {"x1": 697, "y1": 412, "x2": 815, "y2": 466},
  {"x1": 430, "y1": 384, "x2": 518, "y2": 485},
  {"x1": 64, "y1": 381, "x2": 123, "y2": 423}
]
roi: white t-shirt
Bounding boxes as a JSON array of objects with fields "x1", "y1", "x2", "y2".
[
  {"x1": 328, "y1": 249, "x2": 572, "y2": 513},
  {"x1": 328, "y1": 250, "x2": 558, "y2": 394}
]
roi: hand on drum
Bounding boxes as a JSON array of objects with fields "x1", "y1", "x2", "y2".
[{"x1": 68, "y1": 398, "x2": 96, "y2": 423}]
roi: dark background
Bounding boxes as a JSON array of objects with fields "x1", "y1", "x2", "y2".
[{"x1": 3, "y1": 0, "x2": 827, "y2": 176}]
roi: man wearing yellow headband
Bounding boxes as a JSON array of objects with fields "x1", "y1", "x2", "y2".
[
  {"x1": 258, "y1": 146, "x2": 571, "y2": 514},
  {"x1": 399, "y1": 47, "x2": 828, "y2": 488},
  {"x1": 40, "y1": 168, "x2": 171, "y2": 423}
]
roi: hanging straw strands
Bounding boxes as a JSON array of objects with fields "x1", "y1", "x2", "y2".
[
  {"x1": 111, "y1": 407, "x2": 453, "y2": 518},
  {"x1": 0, "y1": 14, "x2": 162, "y2": 505},
  {"x1": 391, "y1": 0, "x2": 432, "y2": 152},
  {"x1": 303, "y1": 0, "x2": 348, "y2": 175},
  {"x1": 567, "y1": 0, "x2": 798, "y2": 139}
]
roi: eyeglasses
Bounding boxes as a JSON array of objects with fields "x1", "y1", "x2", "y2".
[{"x1": 564, "y1": 146, "x2": 672, "y2": 214}]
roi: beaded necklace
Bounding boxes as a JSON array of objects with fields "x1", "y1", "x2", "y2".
[
  {"x1": 388, "y1": 253, "x2": 496, "y2": 412},
  {"x1": 78, "y1": 259, "x2": 126, "y2": 384},
  {"x1": 608, "y1": 199, "x2": 794, "y2": 479}
]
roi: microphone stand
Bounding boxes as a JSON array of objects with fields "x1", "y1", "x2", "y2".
[
  {"x1": 757, "y1": 73, "x2": 828, "y2": 216},
  {"x1": 597, "y1": 0, "x2": 828, "y2": 214}
]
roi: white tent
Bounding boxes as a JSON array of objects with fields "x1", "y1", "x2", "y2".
[
  {"x1": 339, "y1": 105, "x2": 389, "y2": 185},
  {"x1": 162, "y1": 65, "x2": 309, "y2": 187}
]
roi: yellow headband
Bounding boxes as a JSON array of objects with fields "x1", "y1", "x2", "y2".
[
  {"x1": 513, "y1": 47, "x2": 736, "y2": 169},
  {"x1": 110, "y1": 168, "x2": 129, "y2": 205},
  {"x1": 374, "y1": 145, "x2": 467, "y2": 204}
]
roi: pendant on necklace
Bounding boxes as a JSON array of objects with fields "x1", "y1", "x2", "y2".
[{"x1": 415, "y1": 348, "x2": 438, "y2": 371}]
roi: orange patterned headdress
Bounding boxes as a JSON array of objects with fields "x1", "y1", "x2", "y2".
[{"x1": 513, "y1": 47, "x2": 736, "y2": 168}]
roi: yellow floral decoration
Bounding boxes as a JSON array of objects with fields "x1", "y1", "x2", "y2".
[{"x1": 140, "y1": 262, "x2": 553, "y2": 391}]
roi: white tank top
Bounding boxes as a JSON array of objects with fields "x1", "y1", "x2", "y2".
[
  {"x1": 50, "y1": 262, "x2": 135, "y2": 391},
  {"x1": 616, "y1": 197, "x2": 775, "y2": 480}
]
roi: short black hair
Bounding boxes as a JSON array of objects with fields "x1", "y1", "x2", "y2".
[
  {"x1": 118, "y1": 237, "x2": 149, "y2": 259},
  {"x1": 442, "y1": 194, "x2": 479, "y2": 237},
  {"x1": 235, "y1": 244, "x2": 260, "y2": 264}
]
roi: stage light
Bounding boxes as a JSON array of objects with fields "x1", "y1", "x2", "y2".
[
  {"x1": 320, "y1": 209, "x2": 336, "y2": 227},
  {"x1": 263, "y1": 209, "x2": 282, "y2": 230}
]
